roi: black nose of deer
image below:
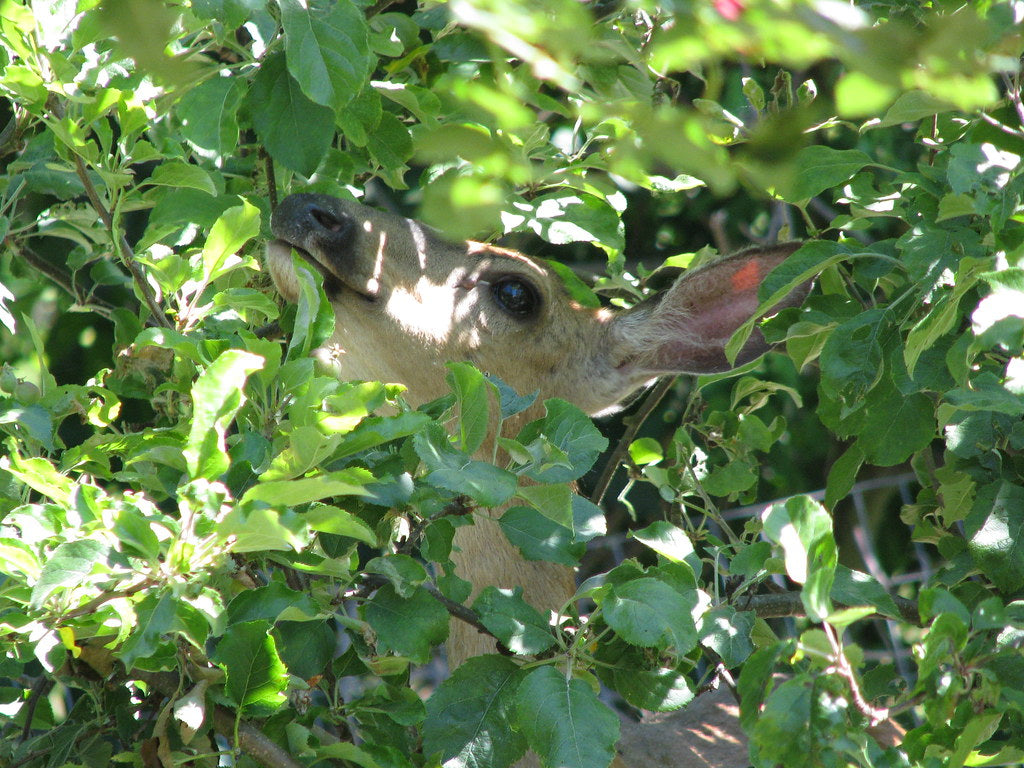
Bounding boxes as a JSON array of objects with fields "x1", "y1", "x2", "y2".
[{"x1": 271, "y1": 193, "x2": 356, "y2": 251}]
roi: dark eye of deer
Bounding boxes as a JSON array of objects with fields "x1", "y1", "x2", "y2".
[{"x1": 490, "y1": 277, "x2": 539, "y2": 319}]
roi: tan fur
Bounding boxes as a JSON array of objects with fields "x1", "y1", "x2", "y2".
[{"x1": 266, "y1": 192, "x2": 815, "y2": 767}]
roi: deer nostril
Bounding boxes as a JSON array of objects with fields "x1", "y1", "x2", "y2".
[{"x1": 310, "y1": 206, "x2": 349, "y2": 234}]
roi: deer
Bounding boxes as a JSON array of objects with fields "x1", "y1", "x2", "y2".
[{"x1": 265, "y1": 191, "x2": 814, "y2": 768}]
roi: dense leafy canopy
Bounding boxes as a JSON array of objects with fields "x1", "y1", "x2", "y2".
[{"x1": 1, "y1": 1, "x2": 1024, "y2": 767}]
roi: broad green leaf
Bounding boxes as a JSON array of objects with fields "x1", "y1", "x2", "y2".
[
  {"x1": 818, "y1": 309, "x2": 887, "y2": 405},
  {"x1": 213, "y1": 620, "x2": 288, "y2": 713},
  {"x1": 413, "y1": 423, "x2": 518, "y2": 507},
  {"x1": 504, "y1": 191, "x2": 624, "y2": 251},
  {"x1": 876, "y1": 89, "x2": 954, "y2": 128},
  {"x1": 824, "y1": 442, "x2": 864, "y2": 509},
  {"x1": 365, "y1": 554, "x2": 428, "y2": 598},
  {"x1": 517, "y1": 482, "x2": 572, "y2": 528},
  {"x1": 699, "y1": 606, "x2": 755, "y2": 668},
  {"x1": 785, "y1": 146, "x2": 873, "y2": 202},
  {"x1": 472, "y1": 587, "x2": 555, "y2": 656},
  {"x1": 177, "y1": 75, "x2": 245, "y2": 154},
  {"x1": 515, "y1": 666, "x2": 619, "y2": 768},
  {"x1": 630, "y1": 521, "x2": 700, "y2": 576},
  {"x1": 119, "y1": 590, "x2": 179, "y2": 670},
  {"x1": 240, "y1": 468, "x2": 373, "y2": 506},
  {"x1": 830, "y1": 566, "x2": 902, "y2": 621},
  {"x1": 593, "y1": 641, "x2": 694, "y2": 712},
  {"x1": 184, "y1": 349, "x2": 264, "y2": 480},
  {"x1": 515, "y1": 400, "x2": 608, "y2": 484},
  {"x1": 145, "y1": 160, "x2": 216, "y2": 195},
  {"x1": 2, "y1": 453, "x2": 73, "y2": 506},
  {"x1": 499, "y1": 506, "x2": 583, "y2": 566},
  {"x1": 447, "y1": 362, "x2": 490, "y2": 454},
  {"x1": 304, "y1": 504, "x2": 378, "y2": 546},
  {"x1": 30, "y1": 539, "x2": 110, "y2": 609},
  {"x1": 484, "y1": 373, "x2": 538, "y2": 419},
  {"x1": 603, "y1": 577, "x2": 698, "y2": 652},
  {"x1": 364, "y1": 584, "x2": 449, "y2": 664},
  {"x1": 217, "y1": 506, "x2": 309, "y2": 553},
  {"x1": 423, "y1": 655, "x2": 527, "y2": 768},
  {"x1": 226, "y1": 582, "x2": 319, "y2": 625},
  {"x1": 249, "y1": 52, "x2": 334, "y2": 176},
  {"x1": 202, "y1": 200, "x2": 260, "y2": 284},
  {"x1": 964, "y1": 481, "x2": 1024, "y2": 594},
  {"x1": 280, "y1": 0, "x2": 372, "y2": 113},
  {"x1": 856, "y1": 384, "x2": 935, "y2": 467},
  {"x1": 761, "y1": 495, "x2": 834, "y2": 589}
]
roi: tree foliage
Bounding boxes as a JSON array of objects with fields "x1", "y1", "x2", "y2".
[{"x1": 1, "y1": 1, "x2": 1024, "y2": 767}]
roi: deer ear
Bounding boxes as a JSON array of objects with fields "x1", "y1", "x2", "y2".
[{"x1": 611, "y1": 242, "x2": 812, "y2": 376}]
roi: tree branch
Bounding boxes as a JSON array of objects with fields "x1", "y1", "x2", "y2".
[
  {"x1": 77, "y1": 646, "x2": 304, "y2": 768},
  {"x1": 70, "y1": 153, "x2": 172, "y2": 328},
  {"x1": 591, "y1": 376, "x2": 675, "y2": 506}
]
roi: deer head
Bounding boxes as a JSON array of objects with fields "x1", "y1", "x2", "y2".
[
  {"x1": 265, "y1": 191, "x2": 815, "y2": 768},
  {"x1": 265, "y1": 193, "x2": 811, "y2": 419}
]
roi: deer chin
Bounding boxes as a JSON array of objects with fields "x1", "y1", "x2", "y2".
[{"x1": 265, "y1": 238, "x2": 379, "y2": 304}]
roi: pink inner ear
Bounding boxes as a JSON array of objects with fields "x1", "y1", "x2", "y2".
[{"x1": 625, "y1": 244, "x2": 810, "y2": 376}]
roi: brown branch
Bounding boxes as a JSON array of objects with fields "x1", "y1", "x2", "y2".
[
  {"x1": 77, "y1": 646, "x2": 304, "y2": 768},
  {"x1": 591, "y1": 376, "x2": 675, "y2": 506},
  {"x1": 740, "y1": 591, "x2": 921, "y2": 626},
  {"x1": 70, "y1": 154, "x2": 172, "y2": 328},
  {"x1": 6, "y1": 238, "x2": 121, "y2": 320}
]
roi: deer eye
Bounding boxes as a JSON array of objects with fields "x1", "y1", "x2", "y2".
[{"x1": 490, "y1": 277, "x2": 540, "y2": 319}]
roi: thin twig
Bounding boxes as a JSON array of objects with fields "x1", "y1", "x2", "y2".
[
  {"x1": 591, "y1": 376, "x2": 675, "y2": 506},
  {"x1": 7, "y1": 239, "x2": 120, "y2": 320},
  {"x1": 71, "y1": 154, "x2": 172, "y2": 327}
]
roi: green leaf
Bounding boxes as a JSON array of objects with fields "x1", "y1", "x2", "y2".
[
  {"x1": 516, "y1": 399, "x2": 608, "y2": 484},
  {"x1": 177, "y1": 76, "x2": 245, "y2": 154},
  {"x1": 241, "y1": 468, "x2": 373, "y2": 506},
  {"x1": 856, "y1": 384, "x2": 935, "y2": 467},
  {"x1": 515, "y1": 666, "x2": 620, "y2": 768},
  {"x1": 365, "y1": 554, "x2": 428, "y2": 598},
  {"x1": 876, "y1": 89, "x2": 954, "y2": 128},
  {"x1": 699, "y1": 606, "x2": 755, "y2": 668},
  {"x1": 364, "y1": 584, "x2": 449, "y2": 664},
  {"x1": 184, "y1": 349, "x2": 264, "y2": 480},
  {"x1": 473, "y1": 587, "x2": 555, "y2": 656},
  {"x1": 280, "y1": 0, "x2": 372, "y2": 113},
  {"x1": 447, "y1": 362, "x2": 490, "y2": 454},
  {"x1": 830, "y1": 567, "x2": 903, "y2": 621},
  {"x1": 249, "y1": 52, "x2": 335, "y2": 176},
  {"x1": 145, "y1": 160, "x2": 216, "y2": 195},
  {"x1": 964, "y1": 481, "x2": 1024, "y2": 594},
  {"x1": 499, "y1": 506, "x2": 583, "y2": 566},
  {"x1": 304, "y1": 504, "x2": 377, "y2": 546},
  {"x1": 119, "y1": 591, "x2": 179, "y2": 670},
  {"x1": 30, "y1": 539, "x2": 110, "y2": 609},
  {"x1": 785, "y1": 145, "x2": 874, "y2": 202},
  {"x1": 226, "y1": 582, "x2": 318, "y2": 625},
  {"x1": 824, "y1": 442, "x2": 864, "y2": 509},
  {"x1": 603, "y1": 577, "x2": 698, "y2": 652},
  {"x1": 516, "y1": 482, "x2": 572, "y2": 528},
  {"x1": 213, "y1": 620, "x2": 288, "y2": 713},
  {"x1": 423, "y1": 655, "x2": 527, "y2": 768},
  {"x1": 593, "y1": 641, "x2": 694, "y2": 712},
  {"x1": 630, "y1": 521, "x2": 700, "y2": 576},
  {"x1": 413, "y1": 423, "x2": 518, "y2": 507},
  {"x1": 484, "y1": 373, "x2": 538, "y2": 419},
  {"x1": 504, "y1": 191, "x2": 624, "y2": 251},
  {"x1": 201, "y1": 200, "x2": 260, "y2": 284},
  {"x1": 762, "y1": 495, "x2": 835, "y2": 613},
  {"x1": 818, "y1": 309, "x2": 887, "y2": 405}
]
